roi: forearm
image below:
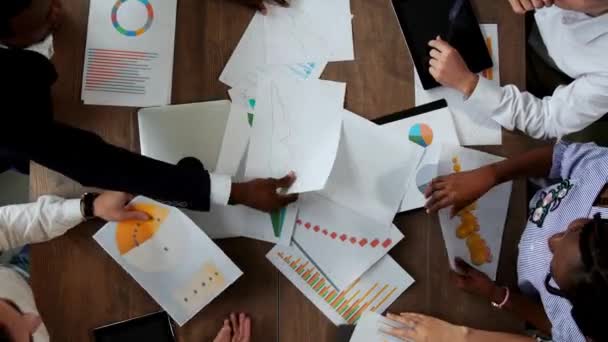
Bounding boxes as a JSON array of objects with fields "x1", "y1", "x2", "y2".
[
  {"x1": 9, "y1": 122, "x2": 212, "y2": 211},
  {"x1": 488, "y1": 145, "x2": 554, "y2": 185},
  {"x1": 0, "y1": 196, "x2": 83, "y2": 251},
  {"x1": 491, "y1": 287, "x2": 552, "y2": 335}
]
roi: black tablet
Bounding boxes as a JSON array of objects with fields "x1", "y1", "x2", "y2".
[
  {"x1": 392, "y1": 0, "x2": 493, "y2": 90},
  {"x1": 93, "y1": 311, "x2": 176, "y2": 342}
]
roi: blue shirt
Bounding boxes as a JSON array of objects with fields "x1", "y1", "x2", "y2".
[{"x1": 518, "y1": 141, "x2": 608, "y2": 342}]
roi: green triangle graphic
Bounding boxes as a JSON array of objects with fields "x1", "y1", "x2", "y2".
[
  {"x1": 247, "y1": 113, "x2": 254, "y2": 127},
  {"x1": 270, "y1": 208, "x2": 286, "y2": 238}
]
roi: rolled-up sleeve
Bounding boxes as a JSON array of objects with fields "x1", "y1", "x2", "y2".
[
  {"x1": 466, "y1": 74, "x2": 608, "y2": 140},
  {"x1": 0, "y1": 196, "x2": 84, "y2": 251}
]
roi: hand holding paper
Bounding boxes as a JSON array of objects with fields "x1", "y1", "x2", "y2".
[
  {"x1": 230, "y1": 172, "x2": 299, "y2": 213},
  {"x1": 424, "y1": 165, "x2": 497, "y2": 216}
]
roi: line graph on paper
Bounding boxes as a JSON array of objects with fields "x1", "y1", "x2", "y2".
[
  {"x1": 268, "y1": 81, "x2": 293, "y2": 178},
  {"x1": 265, "y1": 7, "x2": 332, "y2": 64}
]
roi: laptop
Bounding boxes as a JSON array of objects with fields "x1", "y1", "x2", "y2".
[{"x1": 392, "y1": 0, "x2": 493, "y2": 90}]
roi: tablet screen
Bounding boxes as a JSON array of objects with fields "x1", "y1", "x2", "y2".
[
  {"x1": 392, "y1": 0, "x2": 493, "y2": 90},
  {"x1": 93, "y1": 311, "x2": 176, "y2": 342}
]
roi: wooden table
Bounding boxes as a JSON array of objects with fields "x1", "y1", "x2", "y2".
[{"x1": 30, "y1": 0, "x2": 537, "y2": 340}]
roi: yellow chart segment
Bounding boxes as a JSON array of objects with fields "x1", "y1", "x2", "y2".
[
  {"x1": 116, "y1": 203, "x2": 170, "y2": 255},
  {"x1": 278, "y1": 251, "x2": 399, "y2": 324}
]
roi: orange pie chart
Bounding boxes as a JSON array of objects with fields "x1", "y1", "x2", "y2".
[{"x1": 116, "y1": 203, "x2": 170, "y2": 255}]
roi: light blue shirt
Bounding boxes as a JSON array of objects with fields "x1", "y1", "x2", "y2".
[{"x1": 518, "y1": 141, "x2": 608, "y2": 341}]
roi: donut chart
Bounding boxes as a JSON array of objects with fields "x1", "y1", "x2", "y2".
[
  {"x1": 111, "y1": 0, "x2": 154, "y2": 37},
  {"x1": 408, "y1": 123, "x2": 434, "y2": 148}
]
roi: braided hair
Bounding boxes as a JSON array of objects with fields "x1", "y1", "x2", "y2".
[
  {"x1": 0, "y1": 0, "x2": 32, "y2": 38},
  {"x1": 569, "y1": 214, "x2": 608, "y2": 342}
]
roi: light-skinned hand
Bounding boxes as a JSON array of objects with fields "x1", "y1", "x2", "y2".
[
  {"x1": 428, "y1": 36, "x2": 479, "y2": 97},
  {"x1": 381, "y1": 312, "x2": 467, "y2": 342},
  {"x1": 93, "y1": 192, "x2": 149, "y2": 222}
]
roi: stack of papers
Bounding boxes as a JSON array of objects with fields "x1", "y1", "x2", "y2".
[{"x1": 82, "y1": 0, "x2": 177, "y2": 107}]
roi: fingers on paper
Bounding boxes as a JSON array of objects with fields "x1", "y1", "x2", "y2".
[{"x1": 120, "y1": 207, "x2": 151, "y2": 221}]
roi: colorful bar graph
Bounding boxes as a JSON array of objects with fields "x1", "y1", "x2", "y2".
[
  {"x1": 276, "y1": 250, "x2": 401, "y2": 324},
  {"x1": 84, "y1": 48, "x2": 159, "y2": 95}
]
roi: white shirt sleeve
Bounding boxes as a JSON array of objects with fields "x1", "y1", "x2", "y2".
[
  {"x1": 466, "y1": 74, "x2": 608, "y2": 140},
  {"x1": 0, "y1": 196, "x2": 84, "y2": 251},
  {"x1": 209, "y1": 173, "x2": 232, "y2": 206}
]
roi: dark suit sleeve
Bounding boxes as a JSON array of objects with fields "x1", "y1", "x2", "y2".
[
  {"x1": 9, "y1": 121, "x2": 212, "y2": 211},
  {"x1": 2, "y1": 50, "x2": 212, "y2": 211}
]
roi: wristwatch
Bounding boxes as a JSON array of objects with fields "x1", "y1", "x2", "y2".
[{"x1": 80, "y1": 192, "x2": 100, "y2": 220}]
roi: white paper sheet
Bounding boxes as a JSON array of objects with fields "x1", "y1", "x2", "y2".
[
  {"x1": 267, "y1": 245, "x2": 414, "y2": 326},
  {"x1": 194, "y1": 130, "x2": 298, "y2": 245},
  {"x1": 246, "y1": 77, "x2": 346, "y2": 194},
  {"x1": 380, "y1": 106, "x2": 461, "y2": 212},
  {"x1": 93, "y1": 197, "x2": 242, "y2": 326},
  {"x1": 437, "y1": 145, "x2": 512, "y2": 280},
  {"x1": 82, "y1": 0, "x2": 177, "y2": 107},
  {"x1": 263, "y1": 2, "x2": 354, "y2": 65},
  {"x1": 293, "y1": 193, "x2": 404, "y2": 290},
  {"x1": 349, "y1": 312, "x2": 409, "y2": 342},
  {"x1": 415, "y1": 24, "x2": 502, "y2": 146},
  {"x1": 319, "y1": 110, "x2": 421, "y2": 226},
  {"x1": 219, "y1": 12, "x2": 327, "y2": 91},
  {"x1": 215, "y1": 103, "x2": 252, "y2": 175}
]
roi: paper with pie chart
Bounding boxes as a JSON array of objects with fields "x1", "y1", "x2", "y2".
[
  {"x1": 82, "y1": 0, "x2": 177, "y2": 107},
  {"x1": 93, "y1": 197, "x2": 243, "y2": 326},
  {"x1": 293, "y1": 193, "x2": 404, "y2": 290},
  {"x1": 380, "y1": 106, "x2": 460, "y2": 212}
]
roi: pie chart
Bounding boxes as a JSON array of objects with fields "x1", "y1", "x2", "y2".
[
  {"x1": 409, "y1": 123, "x2": 434, "y2": 148},
  {"x1": 115, "y1": 203, "x2": 169, "y2": 255}
]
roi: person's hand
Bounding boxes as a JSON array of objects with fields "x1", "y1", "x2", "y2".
[
  {"x1": 234, "y1": 0, "x2": 289, "y2": 14},
  {"x1": 382, "y1": 313, "x2": 467, "y2": 342},
  {"x1": 230, "y1": 172, "x2": 298, "y2": 213},
  {"x1": 424, "y1": 165, "x2": 497, "y2": 216},
  {"x1": 93, "y1": 192, "x2": 149, "y2": 222},
  {"x1": 212, "y1": 313, "x2": 251, "y2": 342},
  {"x1": 508, "y1": 0, "x2": 553, "y2": 14},
  {"x1": 428, "y1": 36, "x2": 479, "y2": 97},
  {"x1": 451, "y1": 258, "x2": 505, "y2": 303}
]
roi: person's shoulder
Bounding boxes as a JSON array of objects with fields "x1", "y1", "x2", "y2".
[{"x1": 0, "y1": 48, "x2": 56, "y2": 81}]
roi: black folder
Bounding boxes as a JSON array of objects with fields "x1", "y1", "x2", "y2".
[{"x1": 392, "y1": 0, "x2": 493, "y2": 90}]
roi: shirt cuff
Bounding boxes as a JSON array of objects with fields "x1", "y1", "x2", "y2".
[
  {"x1": 63, "y1": 198, "x2": 86, "y2": 223},
  {"x1": 549, "y1": 140, "x2": 571, "y2": 179},
  {"x1": 465, "y1": 76, "x2": 503, "y2": 119},
  {"x1": 210, "y1": 173, "x2": 232, "y2": 206}
]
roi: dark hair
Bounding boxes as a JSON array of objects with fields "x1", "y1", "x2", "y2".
[
  {"x1": 0, "y1": 0, "x2": 32, "y2": 38},
  {"x1": 568, "y1": 214, "x2": 608, "y2": 342},
  {"x1": 0, "y1": 324, "x2": 12, "y2": 342}
]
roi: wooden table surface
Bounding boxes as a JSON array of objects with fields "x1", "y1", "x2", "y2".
[{"x1": 30, "y1": 0, "x2": 539, "y2": 341}]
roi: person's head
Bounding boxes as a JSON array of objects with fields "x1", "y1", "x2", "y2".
[
  {"x1": 0, "y1": 298, "x2": 42, "y2": 342},
  {"x1": 0, "y1": 0, "x2": 62, "y2": 48},
  {"x1": 554, "y1": 0, "x2": 608, "y2": 16},
  {"x1": 547, "y1": 214, "x2": 608, "y2": 342}
]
